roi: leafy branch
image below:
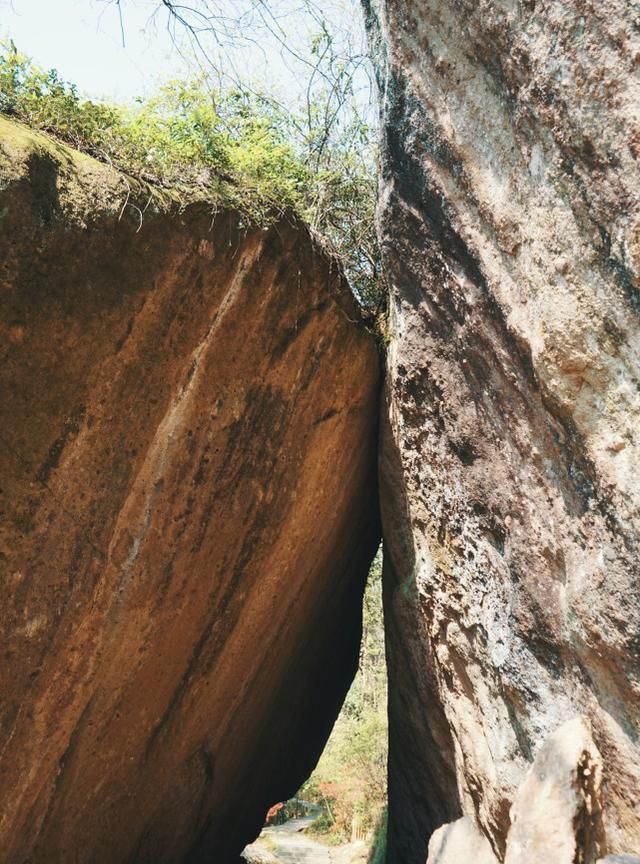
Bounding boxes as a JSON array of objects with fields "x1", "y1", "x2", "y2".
[{"x1": 1, "y1": 3, "x2": 386, "y2": 309}]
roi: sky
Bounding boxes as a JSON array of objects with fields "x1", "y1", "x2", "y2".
[
  {"x1": 1, "y1": 0, "x2": 188, "y2": 101},
  {"x1": 0, "y1": 0, "x2": 371, "y2": 107}
]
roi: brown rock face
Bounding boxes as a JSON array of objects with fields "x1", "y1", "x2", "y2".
[
  {"x1": 0, "y1": 119, "x2": 380, "y2": 863},
  {"x1": 365, "y1": 0, "x2": 640, "y2": 860}
]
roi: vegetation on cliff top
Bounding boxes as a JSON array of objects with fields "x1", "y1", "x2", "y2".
[{"x1": 0, "y1": 38, "x2": 383, "y2": 310}]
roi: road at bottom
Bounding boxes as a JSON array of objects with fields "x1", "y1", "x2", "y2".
[{"x1": 244, "y1": 813, "x2": 367, "y2": 864}]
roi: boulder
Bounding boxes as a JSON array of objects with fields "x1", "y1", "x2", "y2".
[
  {"x1": 0, "y1": 118, "x2": 380, "y2": 862},
  {"x1": 504, "y1": 717, "x2": 605, "y2": 864},
  {"x1": 427, "y1": 816, "x2": 499, "y2": 864}
]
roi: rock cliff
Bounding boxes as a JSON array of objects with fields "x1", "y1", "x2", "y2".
[
  {"x1": 366, "y1": 0, "x2": 640, "y2": 860},
  {"x1": 0, "y1": 118, "x2": 380, "y2": 863}
]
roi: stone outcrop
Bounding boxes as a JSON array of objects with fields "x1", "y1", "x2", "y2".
[
  {"x1": 426, "y1": 816, "x2": 499, "y2": 864},
  {"x1": 426, "y1": 717, "x2": 609, "y2": 864},
  {"x1": 366, "y1": 0, "x2": 640, "y2": 860},
  {"x1": 0, "y1": 118, "x2": 380, "y2": 863},
  {"x1": 504, "y1": 717, "x2": 605, "y2": 864}
]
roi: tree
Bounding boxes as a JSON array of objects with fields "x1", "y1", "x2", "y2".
[
  {"x1": 298, "y1": 549, "x2": 388, "y2": 845},
  {"x1": 96, "y1": 0, "x2": 385, "y2": 308}
]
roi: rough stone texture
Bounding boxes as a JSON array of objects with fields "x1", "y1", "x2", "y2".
[
  {"x1": 599, "y1": 857, "x2": 640, "y2": 864},
  {"x1": 0, "y1": 118, "x2": 380, "y2": 863},
  {"x1": 365, "y1": 0, "x2": 640, "y2": 860},
  {"x1": 504, "y1": 717, "x2": 605, "y2": 864},
  {"x1": 428, "y1": 718, "x2": 611, "y2": 863},
  {"x1": 426, "y1": 816, "x2": 499, "y2": 864}
]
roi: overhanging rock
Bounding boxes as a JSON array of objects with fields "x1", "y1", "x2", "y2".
[{"x1": 0, "y1": 117, "x2": 381, "y2": 863}]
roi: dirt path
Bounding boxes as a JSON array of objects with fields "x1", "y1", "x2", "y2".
[
  {"x1": 244, "y1": 814, "x2": 366, "y2": 864},
  {"x1": 265, "y1": 815, "x2": 332, "y2": 863}
]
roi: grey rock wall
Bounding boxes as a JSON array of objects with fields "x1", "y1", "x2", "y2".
[{"x1": 365, "y1": 0, "x2": 640, "y2": 860}]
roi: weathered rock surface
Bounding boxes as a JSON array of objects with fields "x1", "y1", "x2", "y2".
[
  {"x1": 427, "y1": 718, "x2": 608, "y2": 864},
  {"x1": 426, "y1": 816, "x2": 499, "y2": 864},
  {"x1": 366, "y1": 0, "x2": 640, "y2": 860},
  {"x1": 504, "y1": 717, "x2": 604, "y2": 864},
  {"x1": 0, "y1": 118, "x2": 380, "y2": 863},
  {"x1": 599, "y1": 857, "x2": 640, "y2": 864}
]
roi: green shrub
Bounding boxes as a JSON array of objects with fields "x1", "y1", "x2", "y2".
[
  {"x1": 368, "y1": 809, "x2": 387, "y2": 864},
  {"x1": 0, "y1": 40, "x2": 386, "y2": 310}
]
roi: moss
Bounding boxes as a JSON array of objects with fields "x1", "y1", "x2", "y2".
[
  {"x1": 0, "y1": 40, "x2": 385, "y2": 308},
  {"x1": 0, "y1": 116, "x2": 221, "y2": 228},
  {"x1": 0, "y1": 115, "x2": 116, "y2": 194}
]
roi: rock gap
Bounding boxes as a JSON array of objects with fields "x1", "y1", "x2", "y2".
[{"x1": 3, "y1": 0, "x2": 640, "y2": 857}]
